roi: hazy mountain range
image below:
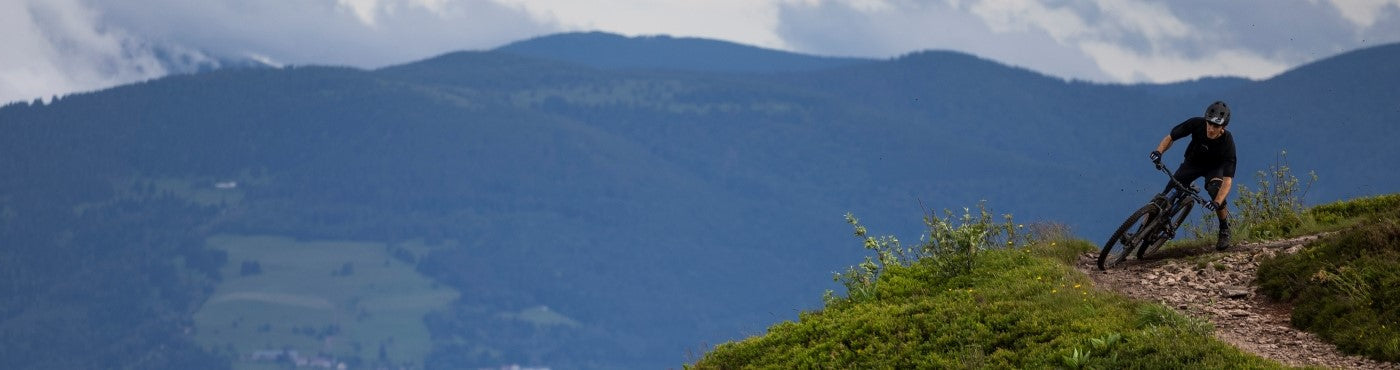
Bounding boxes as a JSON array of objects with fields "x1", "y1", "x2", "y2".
[{"x1": 2, "y1": 32, "x2": 1396, "y2": 369}]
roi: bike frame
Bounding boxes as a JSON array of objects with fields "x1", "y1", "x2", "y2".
[
  {"x1": 1131, "y1": 163, "x2": 1209, "y2": 253},
  {"x1": 1155, "y1": 162, "x2": 1208, "y2": 211},
  {"x1": 1100, "y1": 162, "x2": 1213, "y2": 270}
]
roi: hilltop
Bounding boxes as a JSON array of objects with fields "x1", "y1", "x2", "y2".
[{"x1": 694, "y1": 194, "x2": 1400, "y2": 368}]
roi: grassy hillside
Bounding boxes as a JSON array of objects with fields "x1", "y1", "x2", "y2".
[
  {"x1": 1257, "y1": 194, "x2": 1400, "y2": 362},
  {"x1": 692, "y1": 211, "x2": 1278, "y2": 368}
]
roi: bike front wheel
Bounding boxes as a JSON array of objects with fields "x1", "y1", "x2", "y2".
[{"x1": 1098, "y1": 204, "x2": 1159, "y2": 270}]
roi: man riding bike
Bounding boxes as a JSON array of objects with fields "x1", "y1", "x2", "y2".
[{"x1": 1149, "y1": 101, "x2": 1236, "y2": 250}]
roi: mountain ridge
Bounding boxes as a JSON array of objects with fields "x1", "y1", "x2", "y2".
[{"x1": 494, "y1": 31, "x2": 874, "y2": 73}]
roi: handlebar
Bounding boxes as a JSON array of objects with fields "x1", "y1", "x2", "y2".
[{"x1": 1155, "y1": 162, "x2": 1209, "y2": 206}]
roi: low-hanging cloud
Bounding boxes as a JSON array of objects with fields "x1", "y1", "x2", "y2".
[
  {"x1": 1328, "y1": 0, "x2": 1400, "y2": 28},
  {"x1": 1, "y1": 0, "x2": 173, "y2": 104},
  {"x1": 774, "y1": 0, "x2": 1400, "y2": 83},
  {"x1": 93, "y1": 0, "x2": 556, "y2": 67},
  {"x1": 775, "y1": 1, "x2": 1113, "y2": 81},
  {"x1": 1, "y1": 0, "x2": 557, "y2": 104}
]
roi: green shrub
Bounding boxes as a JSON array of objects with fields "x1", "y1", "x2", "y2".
[
  {"x1": 1233, "y1": 150, "x2": 1317, "y2": 240},
  {"x1": 1257, "y1": 215, "x2": 1400, "y2": 362},
  {"x1": 829, "y1": 202, "x2": 1026, "y2": 305}
]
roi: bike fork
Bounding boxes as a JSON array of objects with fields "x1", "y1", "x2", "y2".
[{"x1": 1128, "y1": 218, "x2": 1158, "y2": 250}]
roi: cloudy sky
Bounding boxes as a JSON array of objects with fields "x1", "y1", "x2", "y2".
[{"x1": 3, "y1": 0, "x2": 1399, "y2": 104}]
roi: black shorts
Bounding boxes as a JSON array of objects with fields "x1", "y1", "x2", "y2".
[{"x1": 1164, "y1": 162, "x2": 1229, "y2": 207}]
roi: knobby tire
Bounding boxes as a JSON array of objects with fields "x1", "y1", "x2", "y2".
[{"x1": 1098, "y1": 204, "x2": 1159, "y2": 270}]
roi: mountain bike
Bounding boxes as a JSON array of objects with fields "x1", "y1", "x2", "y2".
[{"x1": 1097, "y1": 162, "x2": 1209, "y2": 270}]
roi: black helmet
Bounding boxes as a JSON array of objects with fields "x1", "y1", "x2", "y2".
[{"x1": 1204, "y1": 101, "x2": 1230, "y2": 126}]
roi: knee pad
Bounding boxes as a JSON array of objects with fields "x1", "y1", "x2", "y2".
[{"x1": 1206, "y1": 178, "x2": 1228, "y2": 208}]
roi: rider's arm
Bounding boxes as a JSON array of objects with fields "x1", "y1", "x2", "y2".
[{"x1": 1155, "y1": 134, "x2": 1174, "y2": 153}]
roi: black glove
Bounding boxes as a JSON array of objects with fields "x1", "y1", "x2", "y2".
[
  {"x1": 1150, "y1": 150, "x2": 1162, "y2": 164},
  {"x1": 1205, "y1": 201, "x2": 1220, "y2": 211}
]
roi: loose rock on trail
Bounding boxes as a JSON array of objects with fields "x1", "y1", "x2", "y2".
[{"x1": 1078, "y1": 233, "x2": 1398, "y2": 369}]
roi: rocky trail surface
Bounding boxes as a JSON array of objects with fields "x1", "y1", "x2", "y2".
[{"x1": 1078, "y1": 234, "x2": 1398, "y2": 369}]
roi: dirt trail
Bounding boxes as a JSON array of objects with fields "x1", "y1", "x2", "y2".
[{"x1": 1077, "y1": 234, "x2": 1398, "y2": 369}]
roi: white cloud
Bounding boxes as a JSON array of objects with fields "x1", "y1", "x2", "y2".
[
  {"x1": 333, "y1": 0, "x2": 462, "y2": 27},
  {"x1": 1080, "y1": 41, "x2": 1291, "y2": 82},
  {"x1": 0, "y1": 0, "x2": 171, "y2": 104},
  {"x1": 951, "y1": 0, "x2": 1213, "y2": 81},
  {"x1": 1092, "y1": 0, "x2": 1191, "y2": 43},
  {"x1": 773, "y1": 0, "x2": 1400, "y2": 83},
  {"x1": 337, "y1": 0, "x2": 384, "y2": 26},
  {"x1": 93, "y1": 0, "x2": 553, "y2": 67},
  {"x1": 963, "y1": 0, "x2": 1092, "y2": 44},
  {"x1": 0, "y1": 0, "x2": 555, "y2": 104},
  {"x1": 1326, "y1": 0, "x2": 1400, "y2": 28}
]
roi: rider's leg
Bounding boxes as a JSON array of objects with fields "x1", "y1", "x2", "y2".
[{"x1": 1206, "y1": 177, "x2": 1231, "y2": 250}]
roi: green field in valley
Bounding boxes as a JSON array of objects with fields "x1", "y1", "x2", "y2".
[{"x1": 194, "y1": 235, "x2": 459, "y2": 369}]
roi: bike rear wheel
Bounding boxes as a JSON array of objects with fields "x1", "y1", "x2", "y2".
[
  {"x1": 1098, "y1": 204, "x2": 1159, "y2": 270},
  {"x1": 1138, "y1": 201, "x2": 1192, "y2": 259}
]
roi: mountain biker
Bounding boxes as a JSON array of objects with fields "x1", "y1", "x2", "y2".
[{"x1": 1149, "y1": 101, "x2": 1236, "y2": 250}]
